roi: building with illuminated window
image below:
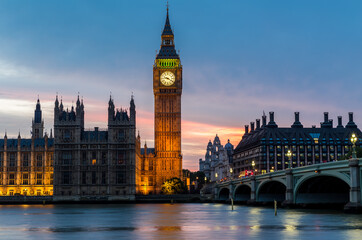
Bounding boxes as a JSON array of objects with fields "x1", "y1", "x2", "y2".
[
  {"x1": 53, "y1": 95, "x2": 137, "y2": 200},
  {"x1": 0, "y1": 99, "x2": 54, "y2": 196},
  {"x1": 232, "y1": 112, "x2": 362, "y2": 177}
]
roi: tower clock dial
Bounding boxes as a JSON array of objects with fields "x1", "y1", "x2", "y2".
[{"x1": 160, "y1": 71, "x2": 175, "y2": 86}]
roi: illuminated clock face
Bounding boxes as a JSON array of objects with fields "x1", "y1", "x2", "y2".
[{"x1": 160, "y1": 71, "x2": 175, "y2": 86}]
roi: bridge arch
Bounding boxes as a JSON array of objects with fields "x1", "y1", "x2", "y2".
[
  {"x1": 294, "y1": 173, "x2": 350, "y2": 204},
  {"x1": 218, "y1": 187, "x2": 230, "y2": 201},
  {"x1": 257, "y1": 180, "x2": 286, "y2": 203},
  {"x1": 233, "y1": 184, "x2": 251, "y2": 202}
]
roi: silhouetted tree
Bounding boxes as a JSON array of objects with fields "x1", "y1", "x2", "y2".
[{"x1": 161, "y1": 177, "x2": 188, "y2": 195}]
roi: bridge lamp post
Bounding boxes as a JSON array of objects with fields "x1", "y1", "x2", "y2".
[
  {"x1": 351, "y1": 133, "x2": 358, "y2": 159},
  {"x1": 229, "y1": 167, "x2": 233, "y2": 179},
  {"x1": 286, "y1": 150, "x2": 292, "y2": 169},
  {"x1": 251, "y1": 160, "x2": 256, "y2": 175},
  {"x1": 215, "y1": 172, "x2": 218, "y2": 182}
]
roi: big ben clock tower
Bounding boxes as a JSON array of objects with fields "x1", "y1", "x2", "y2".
[{"x1": 153, "y1": 7, "x2": 182, "y2": 188}]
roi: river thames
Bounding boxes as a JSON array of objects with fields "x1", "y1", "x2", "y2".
[{"x1": 0, "y1": 203, "x2": 360, "y2": 240}]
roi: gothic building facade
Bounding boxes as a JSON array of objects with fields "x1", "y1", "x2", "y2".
[
  {"x1": 138, "y1": 8, "x2": 183, "y2": 194},
  {"x1": 0, "y1": 99, "x2": 54, "y2": 196},
  {"x1": 199, "y1": 135, "x2": 234, "y2": 182},
  {"x1": 232, "y1": 112, "x2": 362, "y2": 178},
  {"x1": 0, "y1": 8, "x2": 183, "y2": 197},
  {"x1": 53, "y1": 95, "x2": 137, "y2": 200}
]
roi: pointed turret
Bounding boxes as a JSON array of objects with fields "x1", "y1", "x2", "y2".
[
  {"x1": 81, "y1": 97, "x2": 84, "y2": 108},
  {"x1": 60, "y1": 97, "x2": 64, "y2": 111},
  {"x1": 76, "y1": 93, "x2": 81, "y2": 114},
  {"x1": 130, "y1": 94, "x2": 135, "y2": 124},
  {"x1": 108, "y1": 95, "x2": 115, "y2": 124},
  {"x1": 32, "y1": 98, "x2": 44, "y2": 139},
  {"x1": 34, "y1": 97, "x2": 42, "y2": 123},
  {"x1": 55, "y1": 94, "x2": 59, "y2": 108}
]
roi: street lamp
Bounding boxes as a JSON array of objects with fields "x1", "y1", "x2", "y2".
[
  {"x1": 286, "y1": 149, "x2": 292, "y2": 169},
  {"x1": 251, "y1": 160, "x2": 255, "y2": 174},
  {"x1": 351, "y1": 133, "x2": 358, "y2": 159}
]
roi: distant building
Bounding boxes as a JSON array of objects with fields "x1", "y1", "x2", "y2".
[
  {"x1": 0, "y1": 99, "x2": 54, "y2": 196},
  {"x1": 232, "y1": 112, "x2": 362, "y2": 177},
  {"x1": 53, "y1": 95, "x2": 137, "y2": 200},
  {"x1": 199, "y1": 135, "x2": 234, "y2": 182}
]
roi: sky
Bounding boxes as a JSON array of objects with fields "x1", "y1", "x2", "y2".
[{"x1": 0, "y1": 0, "x2": 362, "y2": 171}]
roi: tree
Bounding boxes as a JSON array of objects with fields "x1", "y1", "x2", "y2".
[
  {"x1": 339, "y1": 146, "x2": 362, "y2": 160},
  {"x1": 161, "y1": 177, "x2": 188, "y2": 195}
]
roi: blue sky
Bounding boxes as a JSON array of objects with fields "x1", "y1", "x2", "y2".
[{"x1": 0, "y1": 0, "x2": 362, "y2": 170}]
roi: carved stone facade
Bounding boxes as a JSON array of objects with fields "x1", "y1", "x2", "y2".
[
  {"x1": 0, "y1": 99, "x2": 54, "y2": 196},
  {"x1": 53, "y1": 95, "x2": 136, "y2": 201},
  {"x1": 199, "y1": 135, "x2": 234, "y2": 182},
  {"x1": 139, "y1": 8, "x2": 183, "y2": 194}
]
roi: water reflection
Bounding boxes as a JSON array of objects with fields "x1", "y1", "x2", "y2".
[{"x1": 0, "y1": 204, "x2": 360, "y2": 240}]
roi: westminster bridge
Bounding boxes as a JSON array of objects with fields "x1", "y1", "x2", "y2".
[{"x1": 214, "y1": 159, "x2": 362, "y2": 212}]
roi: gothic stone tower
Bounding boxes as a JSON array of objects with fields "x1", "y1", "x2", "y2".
[
  {"x1": 153, "y1": 8, "x2": 182, "y2": 188},
  {"x1": 32, "y1": 98, "x2": 44, "y2": 139}
]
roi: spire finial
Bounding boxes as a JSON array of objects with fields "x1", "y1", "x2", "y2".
[
  {"x1": 167, "y1": 1, "x2": 169, "y2": 14},
  {"x1": 161, "y1": 1, "x2": 173, "y2": 36}
]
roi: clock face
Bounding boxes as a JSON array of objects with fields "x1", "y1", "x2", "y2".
[{"x1": 160, "y1": 71, "x2": 175, "y2": 86}]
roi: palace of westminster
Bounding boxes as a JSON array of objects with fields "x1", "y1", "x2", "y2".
[{"x1": 0, "y1": 9, "x2": 182, "y2": 199}]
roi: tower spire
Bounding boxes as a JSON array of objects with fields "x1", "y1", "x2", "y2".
[
  {"x1": 162, "y1": 2, "x2": 173, "y2": 36},
  {"x1": 157, "y1": 5, "x2": 179, "y2": 59}
]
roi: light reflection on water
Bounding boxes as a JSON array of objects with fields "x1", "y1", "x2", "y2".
[{"x1": 0, "y1": 204, "x2": 360, "y2": 240}]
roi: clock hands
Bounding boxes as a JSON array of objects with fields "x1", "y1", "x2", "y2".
[{"x1": 161, "y1": 71, "x2": 175, "y2": 86}]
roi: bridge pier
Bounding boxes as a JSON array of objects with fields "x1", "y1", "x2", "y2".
[
  {"x1": 247, "y1": 176, "x2": 256, "y2": 205},
  {"x1": 344, "y1": 159, "x2": 362, "y2": 213},
  {"x1": 229, "y1": 183, "x2": 235, "y2": 201},
  {"x1": 282, "y1": 169, "x2": 295, "y2": 207}
]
